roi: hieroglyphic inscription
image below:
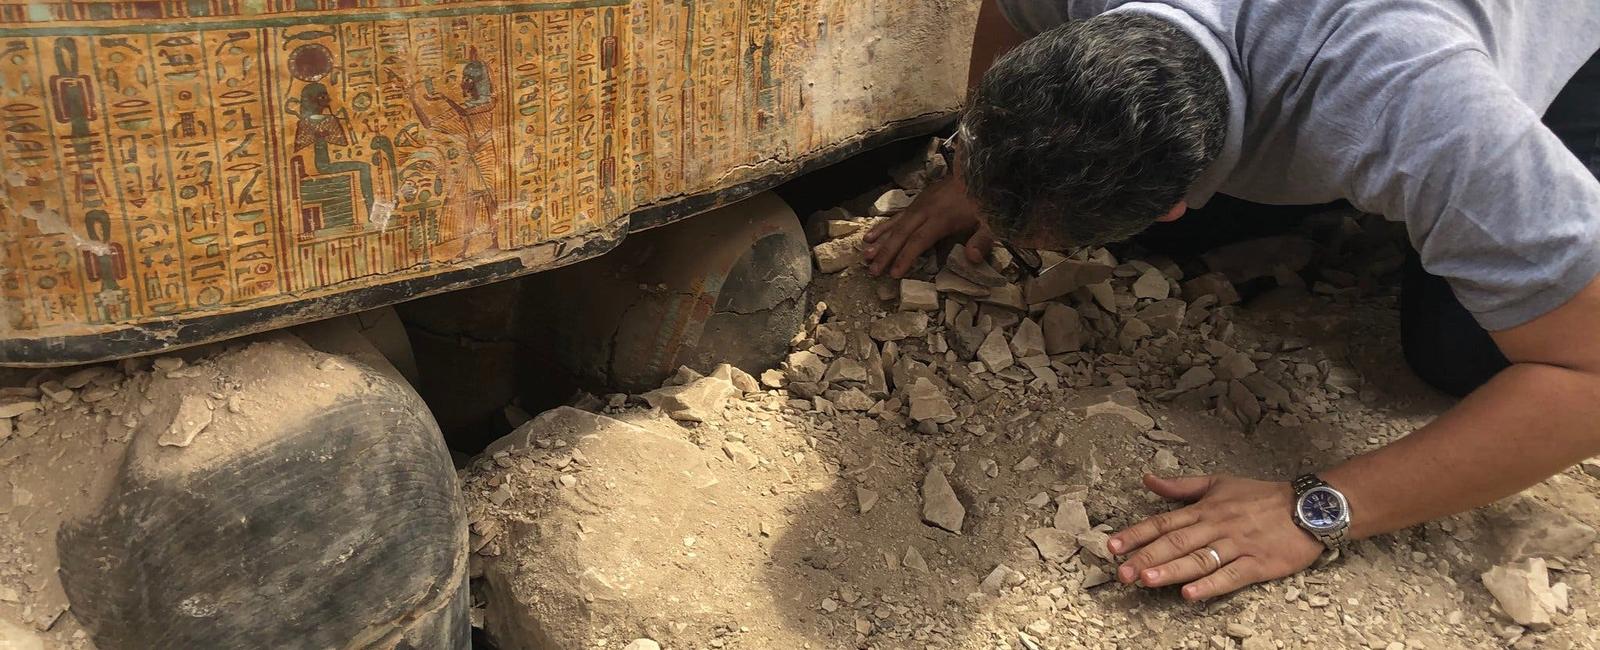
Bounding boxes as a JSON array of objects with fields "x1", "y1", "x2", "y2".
[{"x1": 1, "y1": 0, "x2": 970, "y2": 345}]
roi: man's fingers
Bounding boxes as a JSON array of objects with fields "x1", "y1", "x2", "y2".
[
  {"x1": 1143, "y1": 473, "x2": 1216, "y2": 502},
  {"x1": 1118, "y1": 524, "x2": 1219, "y2": 584},
  {"x1": 865, "y1": 212, "x2": 925, "y2": 275},
  {"x1": 863, "y1": 216, "x2": 904, "y2": 260},
  {"x1": 865, "y1": 213, "x2": 899, "y2": 243},
  {"x1": 1109, "y1": 507, "x2": 1198, "y2": 556},
  {"x1": 1182, "y1": 558, "x2": 1266, "y2": 601},
  {"x1": 1139, "y1": 539, "x2": 1237, "y2": 588},
  {"x1": 888, "y1": 226, "x2": 943, "y2": 278}
]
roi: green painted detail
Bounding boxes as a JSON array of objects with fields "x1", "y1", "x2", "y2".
[{"x1": 301, "y1": 173, "x2": 356, "y2": 229}]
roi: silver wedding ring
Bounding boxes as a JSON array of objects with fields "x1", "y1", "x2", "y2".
[{"x1": 1201, "y1": 546, "x2": 1222, "y2": 569}]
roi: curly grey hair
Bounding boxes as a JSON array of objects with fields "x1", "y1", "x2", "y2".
[{"x1": 961, "y1": 12, "x2": 1228, "y2": 248}]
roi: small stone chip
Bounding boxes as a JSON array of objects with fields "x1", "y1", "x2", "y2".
[
  {"x1": 158, "y1": 395, "x2": 213, "y2": 448},
  {"x1": 0, "y1": 399, "x2": 40, "y2": 419},
  {"x1": 898, "y1": 279, "x2": 940, "y2": 311},
  {"x1": 871, "y1": 189, "x2": 913, "y2": 216},
  {"x1": 1053, "y1": 498, "x2": 1092, "y2": 536},
  {"x1": 1076, "y1": 530, "x2": 1114, "y2": 563},
  {"x1": 903, "y1": 546, "x2": 930, "y2": 572},
  {"x1": 921, "y1": 467, "x2": 965, "y2": 533},
  {"x1": 856, "y1": 487, "x2": 879, "y2": 514},
  {"x1": 976, "y1": 329, "x2": 1014, "y2": 373},
  {"x1": 980, "y1": 564, "x2": 1020, "y2": 594},
  {"x1": 1026, "y1": 528, "x2": 1079, "y2": 562},
  {"x1": 1132, "y1": 268, "x2": 1170, "y2": 300}
]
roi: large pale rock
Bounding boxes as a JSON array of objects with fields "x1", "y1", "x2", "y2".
[
  {"x1": 869, "y1": 312, "x2": 929, "y2": 342},
  {"x1": 1053, "y1": 498, "x2": 1092, "y2": 536},
  {"x1": 1137, "y1": 299, "x2": 1187, "y2": 333},
  {"x1": 899, "y1": 279, "x2": 940, "y2": 311},
  {"x1": 1482, "y1": 558, "x2": 1558, "y2": 630},
  {"x1": 643, "y1": 376, "x2": 738, "y2": 422},
  {"x1": 946, "y1": 244, "x2": 1008, "y2": 287},
  {"x1": 1214, "y1": 349, "x2": 1258, "y2": 380},
  {"x1": 980, "y1": 284, "x2": 1027, "y2": 311},
  {"x1": 1023, "y1": 259, "x2": 1116, "y2": 304},
  {"x1": 908, "y1": 378, "x2": 957, "y2": 424},
  {"x1": 478, "y1": 409, "x2": 732, "y2": 648},
  {"x1": 710, "y1": 363, "x2": 760, "y2": 394},
  {"x1": 871, "y1": 189, "x2": 914, "y2": 216},
  {"x1": 0, "y1": 399, "x2": 39, "y2": 419},
  {"x1": 813, "y1": 235, "x2": 863, "y2": 274},
  {"x1": 979, "y1": 564, "x2": 1020, "y2": 594},
  {"x1": 1132, "y1": 269, "x2": 1170, "y2": 300},
  {"x1": 1039, "y1": 303, "x2": 1082, "y2": 354},
  {"x1": 157, "y1": 394, "x2": 214, "y2": 447},
  {"x1": 976, "y1": 330, "x2": 1015, "y2": 372},
  {"x1": 823, "y1": 358, "x2": 869, "y2": 385},
  {"x1": 784, "y1": 350, "x2": 828, "y2": 384},
  {"x1": 1076, "y1": 530, "x2": 1115, "y2": 563},
  {"x1": 831, "y1": 388, "x2": 875, "y2": 412},
  {"x1": 1010, "y1": 318, "x2": 1047, "y2": 359},
  {"x1": 921, "y1": 468, "x2": 965, "y2": 533},
  {"x1": 935, "y1": 269, "x2": 991, "y2": 297},
  {"x1": 1027, "y1": 528, "x2": 1079, "y2": 562}
]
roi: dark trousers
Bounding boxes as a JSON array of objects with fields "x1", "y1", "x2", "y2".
[{"x1": 1141, "y1": 51, "x2": 1600, "y2": 398}]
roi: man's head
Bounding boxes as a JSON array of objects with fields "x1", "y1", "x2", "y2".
[{"x1": 960, "y1": 12, "x2": 1228, "y2": 250}]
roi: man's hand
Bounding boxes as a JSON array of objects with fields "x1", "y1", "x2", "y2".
[
  {"x1": 864, "y1": 172, "x2": 989, "y2": 278},
  {"x1": 1107, "y1": 474, "x2": 1324, "y2": 601}
]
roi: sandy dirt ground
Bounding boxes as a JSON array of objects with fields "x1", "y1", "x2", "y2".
[{"x1": 462, "y1": 150, "x2": 1600, "y2": 650}]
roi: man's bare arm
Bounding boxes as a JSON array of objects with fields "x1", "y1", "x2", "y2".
[{"x1": 1325, "y1": 273, "x2": 1600, "y2": 538}]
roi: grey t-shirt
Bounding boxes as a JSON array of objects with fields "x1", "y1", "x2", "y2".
[{"x1": 996, "y1": 0, "x2": 1600, "y2": 330}]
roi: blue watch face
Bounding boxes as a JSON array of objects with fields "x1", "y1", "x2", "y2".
[{"x1": 1298, "y1": 488, "x2": 1345, "y2": 529}]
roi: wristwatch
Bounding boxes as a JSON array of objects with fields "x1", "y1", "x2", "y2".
[{"x1": 1291, "y1": 474, "x2": 1350, "y2": 551}]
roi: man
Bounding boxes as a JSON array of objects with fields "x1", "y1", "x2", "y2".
[{"x1": 866, "y1": 0, "x2": 1600, "y2": 600}]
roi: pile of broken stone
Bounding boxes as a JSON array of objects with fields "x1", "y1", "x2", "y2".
[{"x1": 802, "y1": 184, "x2": 1366, "y2": 449}]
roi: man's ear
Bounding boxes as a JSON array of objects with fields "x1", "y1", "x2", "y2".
[{"x1": 1155, "y1": 203, "x2": 1187, "y2": 223}]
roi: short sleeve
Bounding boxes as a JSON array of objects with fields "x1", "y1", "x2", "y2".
[{"x1": 1351, "y1": 52, "x2": 1600, "y2": 331}]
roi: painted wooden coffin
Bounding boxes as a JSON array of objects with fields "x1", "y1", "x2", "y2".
[{"x1": 0, "y1": 0, "x2": 975, "y2": 364}]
